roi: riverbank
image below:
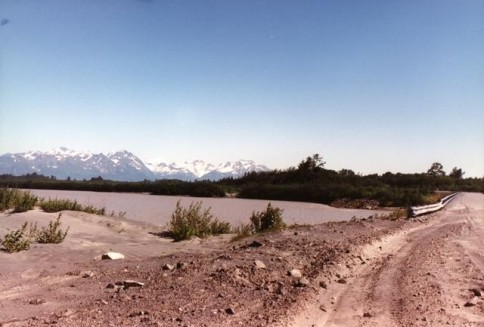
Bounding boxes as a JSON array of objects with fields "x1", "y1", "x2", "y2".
[{"x1": 0, "y1": 206, "x2": 403, "y2": 326}]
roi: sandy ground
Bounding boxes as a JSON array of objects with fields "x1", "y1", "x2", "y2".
[{"x1": 0, "y1": 193, "x2": 482, "y2": 326}]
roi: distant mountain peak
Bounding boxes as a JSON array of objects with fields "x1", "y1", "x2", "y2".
[{"x1": 0, "y1": 148, "x2": 270, "y2": 182}]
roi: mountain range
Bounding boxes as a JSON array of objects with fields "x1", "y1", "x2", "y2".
[{"x1": 0, "y1": 147, "x2": 270, "y2": 182}]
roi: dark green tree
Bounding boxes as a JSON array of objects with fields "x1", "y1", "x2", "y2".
[
  {"x1": 298, "y1": 154, "x2": 325, "y2": 173},
  {"x1": 449, "y1": 167, "x2": 464, "y2": 179},
  {"x1": 426, "y1": 162, "x2": 445, "y2": 176},
  {"x1": 339, "y1": 169, "x2": 356, "y2": 177}
]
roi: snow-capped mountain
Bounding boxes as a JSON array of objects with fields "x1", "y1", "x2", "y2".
[
  {"x1": 147, "y1": 159, "x2": 269, "y2": 181},
  {"x1": 146, "y1": 160, "x2": 216, "y2": 180},
  {"x1": 0, "y1": 147, "x2": 269, "y2": 181},
  {"x1": 201, "y1": 160, "x2": 269, "y2": 180},
  {"x1": 0, "y1": 147, "x2": 153, "y2": 181}
]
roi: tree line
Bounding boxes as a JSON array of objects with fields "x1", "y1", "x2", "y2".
[{"x1": 1, "y1": 155, "x2": 482, "y2": 207}]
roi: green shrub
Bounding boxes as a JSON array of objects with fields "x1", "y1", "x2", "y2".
[
  {"x1": 168, "y1": 201, "x2": 231, "y2": 241},
  {"x1": 1, "y1": 214, "x2": 69, "y2": 252},
  {"x1": 250, "y1": 203, "x2": 285, "y2": 232},
  {"x1": 231, "y1": 203, "x2": 286, "y2": 242},
  {"x1": 1, "y1": 222, "x2": 32, "y2": 253},
  {"x1": 0, "y1": 188, "x2": 38, "y2": 212},
  {"x1": 39, "y1": 198, "x2": 81, "y2": 212},
  {"x1": 209, "y1": 219, "x2": 232, "y2": 235},
  {"x1": 36, "y1": 213, "x2": 69, "y2": 244},
  {"x1": 0, "y1": 188, "x2": 17, "y2": 211},
  {"x1": 13, "y1": 191, "x2": 38, "y2": 213},
  {"x1": 81, "y1": 205, "x2": 106, "y2": 215},
  {"x1": 39, "y1": 198, "x2": 105, "y2": 215}
]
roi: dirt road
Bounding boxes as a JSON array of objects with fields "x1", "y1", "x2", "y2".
[{"x1": 290, "y1": 192, "x2": 484, "y2": 326}]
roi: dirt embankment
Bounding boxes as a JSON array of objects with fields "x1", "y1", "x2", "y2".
[{"x1": 0, "y1": 193, "x2": 483, "y2": 327}]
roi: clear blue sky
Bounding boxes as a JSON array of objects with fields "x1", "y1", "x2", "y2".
[{"x1": 1, "y1": 0, "x2": 483, "y2": 177}]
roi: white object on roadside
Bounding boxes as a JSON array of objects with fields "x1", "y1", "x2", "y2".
[{"x1": 101, "y1": 252, "x2": 125, "y2": 260}]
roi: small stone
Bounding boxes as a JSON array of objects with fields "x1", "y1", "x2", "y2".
[
  {"x1": 296, "y1": 278, "x2": 310, "y2": 287},
  {"x1": 319, "y1": 281, "x2": 327, "y2": 289},
  {"x1": 254, "y1": 260, "x2": 267, "y2": 269},
  {"x1": 337, "y1": 278, "x2": 347, "y2": 284},
  {"x1": 106, "y1": 283, "x2": 116, "y2": 289},
  {"x1": 319, "y1": 305, "x2": 327, "y2": 312},
  {"x1": 248, "y1": 240, "x2": 264, "y2": 247},
  {"x1": 470, "y1": 289, "x2": 482, "y2": 297},
  {"x1": 129, "y1": 311, "x2": 149, "y2": 317},
  {"x1": 363, "y1": 312, "x2": 372, "y2": 318},
  {"x1": 100, "y1": 299, "x2": 108, "y2": 305},
  {"x1": 62, "y1": 309, "x2": 74, "y2": 317},
  {"x1": 176, "y1": 262, "x2": 187, "y2": 270},
  {"x1": 29, "y1": 298, "x2": 46, "y2": 305},
  {"x1": 288, "y1": 269, "x2": 302, "y2": 278},
  {"x1": 82, "y1": 271, "x2": 94, "y2": 278},
  {"x1": 101, "y1": 252, "x2": 125, "y2": 260},
  {"x1": 225, "y1": 308, "x2": 235, "y2": 315},
  {"x1": 162, "y1": 264, "x2": 175, "y2": 271},
  {"x1": 276, "y1": 285, "x2": 286, "y2": 295},
  {"x1": 124, "y1": 280, "x2": 145, "y2": 289},
  {"x1": 464, "y1": 297, "x2": 478, "y2": 307}
]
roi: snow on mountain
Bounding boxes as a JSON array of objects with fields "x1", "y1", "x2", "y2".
[
  {"x1": 146, "y1": 162, "x2": 199, "y2": 181},
  {"x1": 200, "y1": 160, "x2": 269, "y2": 180},
  {"x1": 0, "y1": 148, "x2": 270, "y2": 181},
  {"x1": 147, "y1": 160, "x2": 216, "y2": 178},
  {"x1": 0, "y1": 148, "x2": 153, "y2": 182},
  {"x1": 146, "y1": 159, "x2": 269, "y2": 181}
]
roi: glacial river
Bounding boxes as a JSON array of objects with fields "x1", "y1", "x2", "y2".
[{"x1": 27, "y1": 189, "x2": 389, "y2": 227}]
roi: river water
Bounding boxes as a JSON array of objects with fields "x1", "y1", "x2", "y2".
[{"x1": 27, "y1": 189, "x2": 389, "y2": 227}]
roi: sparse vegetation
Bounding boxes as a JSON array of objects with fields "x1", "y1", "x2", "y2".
[
  {"x1": 1, "y1": 214, "x2": 69, "y2": 253},
  {"x1": 39, "y1": 198, "x2": 105, "y2": 215},
  {"x1": 35, "y1": 213, "x2": 69, "y2": 244},
  {"x1": 13, "y1": 190, "x2": 38, "y2": 213},
  {"x1": 250, "y1": 203, "x2": 286, "y2": 232},
  {"x1": 232, "y1": 203, "x2": 286, "y2": 241},
  {"x1": 1, "y1": 222, "x2": 32, "y2": 253},
  {"x1": 0, "y1": 188, "x2": 38, "y2": 213},
  {"x1": 168, "y1": 201, "x2": 231, "y2": 241},
  {"x1": 109, "y1": 210, "x2": 127, "y2": 218}
]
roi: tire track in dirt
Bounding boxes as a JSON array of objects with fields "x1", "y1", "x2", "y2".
[{"x1": 289, "y1": 193, "x2": 484, "y2": 327}]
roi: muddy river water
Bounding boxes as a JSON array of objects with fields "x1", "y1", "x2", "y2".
[{"x1": 27, "y1": 189, "x2": 389, "y2": 227}]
